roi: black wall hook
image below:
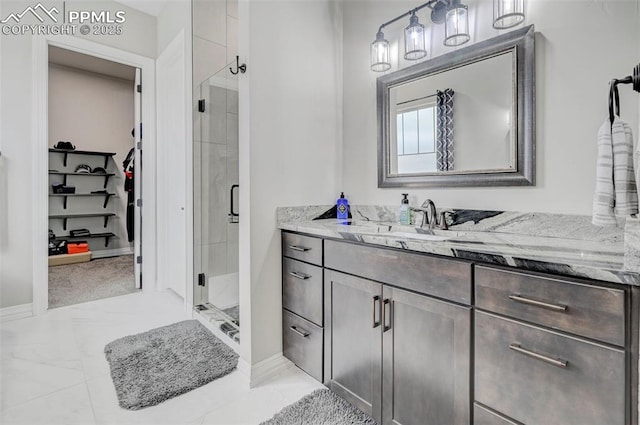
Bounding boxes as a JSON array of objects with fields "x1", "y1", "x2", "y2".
[
  {"x1": 608, "y1": 62, "x2": 640, "y2": 125},
  {"x1": 230, "y1": 56, "x2": 247, "y2": 75}
]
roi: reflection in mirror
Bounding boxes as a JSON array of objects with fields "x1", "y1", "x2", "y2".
[
  {"x1": 377, "y1": 25, "x2": 535, "y2": 187},
  {"x1": 389, "y1": 51, "x2": 515, "y2": 176}
]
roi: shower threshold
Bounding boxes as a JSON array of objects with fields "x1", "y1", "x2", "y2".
[{"x1": 195, "y1": 302, "x2": 240, "y2": 343}]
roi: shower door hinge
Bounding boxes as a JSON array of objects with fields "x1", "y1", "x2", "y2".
[
  {"x1": 137, "y1": 84, "x2": 142, "y2": 93},
  {"x1": 198, "y1": 99, "x2": 206, "y2": 113},
  {"x1": 137, "y1": 141, "x2": 142, "y2": 150},
  {"x1": 136, "y1": 199, "x2": 142, "y2": 207},
  {"x1": 198, "y1": 273, "x2": 206, "y2": 287},
  {"x1": 136, "y1": 256, "x2": 142, "y2": 264}
]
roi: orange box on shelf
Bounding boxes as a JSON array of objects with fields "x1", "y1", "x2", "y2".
[{"x1": 67, "y1": 242, "x2": 89, "y2": 254}]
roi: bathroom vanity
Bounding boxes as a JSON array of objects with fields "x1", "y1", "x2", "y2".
[{"x1": 280, "y1": 217, "x2": 640, "y2": 425}]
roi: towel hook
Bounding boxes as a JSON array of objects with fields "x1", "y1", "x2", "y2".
[
  {"x1": 608, "y1": 62, "x2": 639, "y2": 125},
  {"x1": 230, "y1": 56, "x2": 246, "y2": 75}
]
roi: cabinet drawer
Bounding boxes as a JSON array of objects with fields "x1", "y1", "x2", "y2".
[
  {"x1": 475, "y1": 266, "x2": 625, "y2": 346},
  {"x1": 283, "y1": 258, "x2": 323, "y2": 326},
  {"x1": 475, "y1": 311, "x2": 625, "y2": 425},
  {"x1": 325, "y1": 239, "x2": 471, "y2": 304},
  {"x1": 282, "y1": 232, "x2": 323, "y2": 266},
  {"x1": 473, "y1": 404, "x2": 520, "y2": 425},
  {"x1": 283, "y1": 310, "x2": 323, "y2": 382}
]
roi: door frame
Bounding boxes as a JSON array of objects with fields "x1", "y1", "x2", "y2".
[
  {"x1": 156, "y1": 29, "x2": 192, "y2": 308},
  {"x1": 31, "y1": 35, "x2": 157, "y2": 315}
]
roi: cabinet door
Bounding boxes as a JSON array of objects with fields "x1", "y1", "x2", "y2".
[
  {"x1": 325, "y1": 270, "x2": 382, "y2": 422},
  {"x1": 382, "y1": 286, "x2": 471, "y2": 425}
]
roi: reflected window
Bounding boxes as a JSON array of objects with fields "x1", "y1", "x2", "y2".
[{"x1": 395, "y1": 100, "x2": 437, "y2": 174}]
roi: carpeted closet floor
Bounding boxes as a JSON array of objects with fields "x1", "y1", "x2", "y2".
[{"x1": 48, "y1": 255, "x2": 139, "y2": 309}]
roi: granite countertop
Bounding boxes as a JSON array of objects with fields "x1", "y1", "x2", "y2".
[{"x1": 277, "y1": 205, "x2": 640, "y2": 286}]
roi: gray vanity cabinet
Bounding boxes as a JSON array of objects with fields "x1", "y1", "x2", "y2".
[
  {"x1": 281, "y1": 232, "x2": 325, "y2": 382},
  {"x1": 474, "y1": 265, "x2": 634, "y2": 425},
  {"x1": 381, "y1": 286, "x2": 471, "y2": 425},
  {"x1": 324, "y1": 239, "x2": 472, "y2": 425},
  {"x1": 324, "y1": 270, "x2": 382, "y2": 419}
]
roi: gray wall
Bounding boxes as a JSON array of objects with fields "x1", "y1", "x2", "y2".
[
  {"x1": 238, "y1": 0, "x2": 343, "y2": 365},
  {"x1": 342, "y1": 0, "x2": 640, "y2": 214}
]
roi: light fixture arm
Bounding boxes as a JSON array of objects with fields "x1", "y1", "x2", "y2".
[{"x1": 376, "y1": 0, "x2": 449, "y2": 33}]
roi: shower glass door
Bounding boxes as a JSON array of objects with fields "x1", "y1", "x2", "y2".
[{"x1": 193, "y1": 62, "x2": 239, "y2": 343}]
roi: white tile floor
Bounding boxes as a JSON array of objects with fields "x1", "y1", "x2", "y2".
[{"x1": 0, "y1": 291, "x2": 324, "y2": 425}]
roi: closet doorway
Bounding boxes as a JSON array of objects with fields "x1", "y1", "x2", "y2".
[{"x1": 46, "y1": 46, "x2": 142, "y2": 309}]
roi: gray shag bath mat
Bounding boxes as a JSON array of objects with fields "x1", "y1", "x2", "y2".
[
  {"x1": 260, "y1": 389, "x2": 378, "y2": 425},
  {"x1": 104, "y1": 320, "x2": 238, "y2": 410}
]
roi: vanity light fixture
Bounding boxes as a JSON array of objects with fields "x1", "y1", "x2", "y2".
[
  {"x1": 371, "y1": 30, "x2": 391, "y2": 72},
  {"x1": 493, "y1": 0, "x2": 525, "y2": 29},
  {"x1": 404, "y1": 12, "x2": 427, "y2": 60},
  {"x1": 444, "y1": 0, "x2": 470, "y2": 47},
  {"x1": 371, "y1": 0, "x2": 525, "y2": 72}
]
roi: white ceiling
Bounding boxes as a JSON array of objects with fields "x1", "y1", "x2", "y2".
[
  {"x1": 113, "y1": 0, "x2": 169, "y2": 17},
  {"x1": 48, "y1": 46, "x2": 136, "y2": 81}
]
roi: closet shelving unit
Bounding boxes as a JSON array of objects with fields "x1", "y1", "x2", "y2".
[
  {"x1": 49, "y1": 148, "x2": 115, "y2": 168},
  {"x1": 48, "y1": 149, "x2": 119, "y2": 248},
  {"x1": 49, "y1": 192, "x2": 115, "y2": 209},
  {"x1": 49, "y1": 171, "x2": 115, "y2": 188}
]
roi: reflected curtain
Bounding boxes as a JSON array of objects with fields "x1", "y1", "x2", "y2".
[{"x1": 436, "y1": 88, "x2": 455, "y2": 172}]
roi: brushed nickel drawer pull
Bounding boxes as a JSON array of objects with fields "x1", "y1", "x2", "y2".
[
  {"x1": 289, "y1": 245, "x2": 311, "y2": 252},
  {"x1": 289, "y1": 271, "x2": 310, "y2": 280},
  {"x1": 508, "y1": 294, "x2": 568, "y2": 312},
  {"x1": 289, "y1": 325, "x2": 310, "y2": 338},
  {"x1": 372, "y1": 295, "x2": 381, "y2": 328},
  {"x1": 509, "y1": 343, "x2": 568, "y2": 368}
]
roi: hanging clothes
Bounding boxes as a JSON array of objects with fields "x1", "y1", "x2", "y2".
[{"x1": 123, "y1": 147, "x2": 135, "y2": 242}]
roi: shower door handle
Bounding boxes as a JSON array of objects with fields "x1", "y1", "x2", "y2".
[{"x1": 229, "y1": 184, "x2": 239, "y2": 223}]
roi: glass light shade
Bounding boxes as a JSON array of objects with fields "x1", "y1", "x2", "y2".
[
  {"x1": 493, "y1": 0, "x2": 525, "y2": 29},
  {"x1": 444, "y1": 4, "x2": 470, "y2": 47},
  {"x1": 371, "y1": 31, "x2": 391, "y2": 72},
  {"x1": 404, "y1": 14, "x2": 427, "y2": 60}
]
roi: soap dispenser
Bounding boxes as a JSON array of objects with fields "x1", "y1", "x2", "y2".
[
  {"x1": 399, "y1": 193, "x2": 410, "y2": 225},
  {"x1": 337, "y1": 192, "x2": 349, "y2": 221}
]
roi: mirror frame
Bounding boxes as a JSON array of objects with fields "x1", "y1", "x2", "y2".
[{"x1": 377, "y1": 25, "x2": 535, "y2": 188}]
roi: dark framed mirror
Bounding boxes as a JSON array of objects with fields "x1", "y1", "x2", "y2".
[{"x1": 377, "y1": 25, "x2": 535, "y2": 187}]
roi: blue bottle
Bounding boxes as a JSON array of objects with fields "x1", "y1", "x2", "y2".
[{"x1": 336, "y1": 192, "x2": 349, "y2": 221}]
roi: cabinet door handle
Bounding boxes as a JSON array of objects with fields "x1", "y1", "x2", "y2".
[
  {"x1": 289, "y1": 325, "x2": 310, "y2": 338},
  {"x1": 509, "y1": 343, "x2": 568, "y2": 368},
  {"x1": 508, "y1": 294, "x2": 568, "y2": 312},
  {"x1": 289, "y1": 271, "x2": 310, "y2": 280},
  {"x1": 288, "y1": 245, "x2": 310, "y2": 252},
  {"x1": 372, "y1": 295, "x2": 381, "y2": 328},
  {"x1": 382, "y1": 298, "x2": 391, "y2": 332}
]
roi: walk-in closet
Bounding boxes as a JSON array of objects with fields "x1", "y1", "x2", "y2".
[{"x1": 47, "y1": 46, "x2": 141, "y2": 309}]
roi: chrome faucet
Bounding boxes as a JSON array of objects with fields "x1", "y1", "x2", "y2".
[{"x1": 411, "y1": 199, "x2": 448, "y2": 230}]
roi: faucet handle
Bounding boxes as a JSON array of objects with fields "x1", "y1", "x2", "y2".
[{"x1": 438, "y1": 211, "x2": 449, "y2": 230}]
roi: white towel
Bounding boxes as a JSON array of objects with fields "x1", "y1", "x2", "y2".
[{"x1": 593, "y1": 117, "x2": 638, "y2": 226}]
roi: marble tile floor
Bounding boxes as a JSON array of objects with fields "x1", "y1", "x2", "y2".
[{"x1": 0, "y1": 290, "x2": 324, "y2": 425}]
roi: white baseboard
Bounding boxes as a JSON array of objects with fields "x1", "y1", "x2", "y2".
[
  {"x1": 1, "y1": 303, "x2": 33, "y2": 322},
  {"x1": 91, "y1": 247, "x2": 134, "y2": 259},
  {"x1": 246, "y1": 352, "x2": 295, "y2": 388}
]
